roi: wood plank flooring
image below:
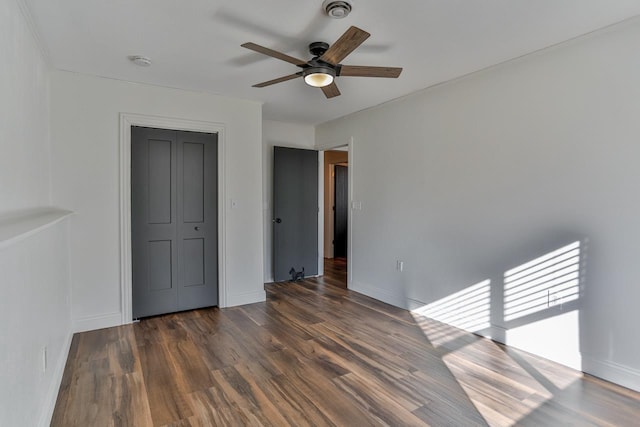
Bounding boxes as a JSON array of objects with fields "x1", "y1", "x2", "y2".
[
  {"x1": 52, "y1": 261, "x2": 640, "y2": 426},
  {"x1": 321, "y1": 257, "x2": 347, "y2": 288}
]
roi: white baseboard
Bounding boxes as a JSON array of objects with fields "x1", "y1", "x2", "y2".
[
  {"x1": 405, "y1": 297, "x2": 430, "y2": 312},
  {"x1": 226, "y1": 290, "x2": 266, "y2": 307},
  {"x1": 350, "y1": 281, "x2": 410, "y2": 310},
  {"x1": 582, "y1": 355, "x2": 640, "y2": 392},
  {"x1": 38, "y1": 331, "x2": 73, "y2": 427},
  {"x1": 72, "y1": 312, "x2": 122, "y2": 333}
]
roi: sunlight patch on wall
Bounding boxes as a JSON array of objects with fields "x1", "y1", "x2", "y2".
[
  {"x1": 504, "y1": 242, "x2": 581, "y2": 322},
  {"x1": 506, "y1": 310, "x2": 582, "y2": 372},
  {"x1": 412, "y1": 280, "x2": 491, "y2": 333}
]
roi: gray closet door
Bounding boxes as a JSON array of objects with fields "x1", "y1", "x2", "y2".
[
  {"x1": 334, "y1": 165, "x2": 348, "y2": 258},
  {"x1": 176, "y1": 130, "x2": 218, "y2": 311},
  {"x1": 273, "y1": 146, "x2": 318, "y2": 281},
  {"x1": 132, "y1": 126, "x2": 218, "y2": 318}
]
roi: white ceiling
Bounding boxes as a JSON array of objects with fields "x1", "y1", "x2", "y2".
[{"x1": 24, "y1": 0, "x2": 640, "y2": 125}]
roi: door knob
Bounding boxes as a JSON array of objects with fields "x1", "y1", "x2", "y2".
[
  {"x1": 194, "y1": 226, "x2": 200, "y2": 231},
  {"x1": 273, "y1": 218, "x2": 282, "y2": 224}
]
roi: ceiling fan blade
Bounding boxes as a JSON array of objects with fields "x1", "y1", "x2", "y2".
[
  {"x1": 339, "y1": 65, "x2": 403, "y2": 78},
  {"x1": 252, "y1": 73, "x2": 302, "y2": 88},
  {"x1": 321, "y1": 82, "x2": 341, "y2": 99},
  {"x1": 320, "y1": 26, "x2": 370, "y2": 65},
  {"x1": 241, "y1": 42, "x2": 307, "y2": 67}
]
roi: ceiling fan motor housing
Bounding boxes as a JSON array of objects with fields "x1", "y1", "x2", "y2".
[
  {"x1": 309, "y1": 41, "x2": 330, "y2": 57},
  {"x1": 323, "y1": 0, "x2": 353, "y2": 19}
]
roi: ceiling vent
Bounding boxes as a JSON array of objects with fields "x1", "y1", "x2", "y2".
[{"x1": 322, "y1": 0, "x2": 353, "y2": 19}]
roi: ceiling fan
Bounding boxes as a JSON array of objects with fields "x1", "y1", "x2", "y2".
[{"x1": 241, "y1": 26, "x2": 402, "y2": 99}]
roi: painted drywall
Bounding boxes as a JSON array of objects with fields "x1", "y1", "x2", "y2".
[
  {"x1": 0, "y1": 2, "x2": 72, "y2": 426},
  {"x1": 323, "y1": 151, "x2": 349, "y2": 258},
  {"x1": 317, "y1": 18, "x2": 640, "y2": 391},
  {"x1": 50, "y1": 70, "x2": 265, "y2": 330},
  {"x1": 0, "y1": 0, "x2": 50, "y2": 211},
  {"x1": 262, "y1": 120, "x2": 315, "y2": 282},
  {"x1": 0, "y1": 219, "x2": 72, "y2": 427}
]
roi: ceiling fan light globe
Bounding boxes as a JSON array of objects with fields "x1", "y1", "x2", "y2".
[{"x1": 304, "y1": 72, "x2": 334, "y2": 88}]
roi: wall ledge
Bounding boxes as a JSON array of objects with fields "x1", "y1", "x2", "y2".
[{"x1": 0, "y1": 207, "x2": 73, "y2": 250}]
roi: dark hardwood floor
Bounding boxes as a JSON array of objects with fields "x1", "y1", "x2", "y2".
[
  {"x1": 52, "y1": 266, "x2": 640, "y2": 426},
  {"x1": 320, "y1": 257, "x2": 347, "y2": 288}
]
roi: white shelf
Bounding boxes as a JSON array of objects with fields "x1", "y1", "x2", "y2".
[{"x1": 0, "y1": 207, "x2": 74, "y2": 249}]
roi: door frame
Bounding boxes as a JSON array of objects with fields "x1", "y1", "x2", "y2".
[
  {"x1": 119, "y1": 113, "x2": 227, "y2": 324},
  {"x1": 317, "y1": 137, "x2": 354, "y2": 287}
]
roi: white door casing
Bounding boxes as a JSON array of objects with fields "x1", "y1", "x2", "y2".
[{"x1": 119, "y1": 112, "x2": 227, "y2": 324}]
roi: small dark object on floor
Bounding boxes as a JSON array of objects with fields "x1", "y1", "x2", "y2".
[{"x1": 289, "y1": 267, "x2": 305, "y2": 281}]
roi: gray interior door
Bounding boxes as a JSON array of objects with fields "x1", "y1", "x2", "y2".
[
  {"x1": 273, "y1": 146, "x2": 318, "y2": 281},
  {"x1": 132, "y1": 126, "x2": 218, "y2": 318},
  {"x1": 334, "y1": 165, "x2": 348, "y2": 258}
]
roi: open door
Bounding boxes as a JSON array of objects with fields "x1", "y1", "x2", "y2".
[
  {"x1": 273, "y1": 146, "x2": 318, "y2": 281},
  {"x1": 334, "y1": 165, "x2": 348, "y2": 258}
]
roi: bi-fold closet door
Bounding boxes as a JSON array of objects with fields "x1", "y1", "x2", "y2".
[{"x1": 131, "y1": 126, "x2": 218, "y2": 319}]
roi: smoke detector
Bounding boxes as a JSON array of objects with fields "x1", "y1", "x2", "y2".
[{"x1": 322, "y1": 0, "x2": 352, "y2": 19}]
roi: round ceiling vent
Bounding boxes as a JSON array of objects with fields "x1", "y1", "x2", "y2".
[{"x1": 322, "y1": 0, "x2": 353, "y2": 19}]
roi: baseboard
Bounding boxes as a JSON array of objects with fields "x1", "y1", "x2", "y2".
[
  {"x1": 226, "y1": 290, "x2": 266, "y2": 307},
  {"x1": 350, "y1": 281, "x2": 410, "y2": 310},
  {"x1": 405, "y1": 297, "x2": 431, "y2": 312},
  {"x1": 38, "y1": 330, "x2": 73, "y2": 427},
  {"x1": 72, "y1": 312, "x2": 122, "y2": 333},
  {"x1": 582, "y1": 355, "x2": 640, "y2": 392}
]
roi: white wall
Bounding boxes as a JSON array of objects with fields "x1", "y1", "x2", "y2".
[
  {"x1": 262, "y1": 120, "x2": 315, "y2": 282},
  {"x1": 0, "y1": 219, "x2": 71, "y2": 427},
  {"x1": 317, "y1": 18, "x2": 640, "y2": 391},
  {"x1": 0, "y1": 1, "x2": 72, "y2": 426},
  {"x1": 0, "y1": 0, "x2": 50, "y2": 211},
  {"x1": 50, "y1": 70, "x2": 265, "y2": 330}
]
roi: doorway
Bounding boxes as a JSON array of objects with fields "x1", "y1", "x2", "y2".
[
  {"x1": 131, "y1": 126, "x2": 218, "y2": 318},
  {"x1": 323, "y1": 148, "x2": 349, "y2": 287},
  {"x1": 334, "y1": 164, "x2": 348, "y2": 258}
]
